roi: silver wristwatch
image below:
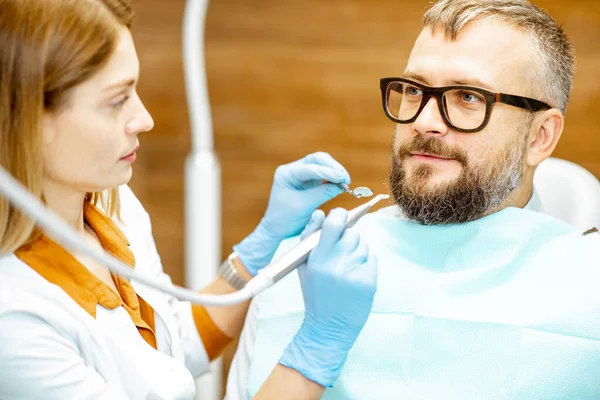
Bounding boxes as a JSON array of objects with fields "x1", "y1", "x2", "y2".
[{"x1": 217, "y1": 252, "x2": 249, "y2": 290}]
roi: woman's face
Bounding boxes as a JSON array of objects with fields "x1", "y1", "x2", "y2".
[{"x1": 42, "y1": 27, "x2": 154, "y2": 194}]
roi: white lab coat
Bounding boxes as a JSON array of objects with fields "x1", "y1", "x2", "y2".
[{"x1": 0, "y1": 185, "x2": 209, "y2": 400}]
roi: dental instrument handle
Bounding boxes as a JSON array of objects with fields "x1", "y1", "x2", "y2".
[
  {"x1": 253, "y1": 194, "x2": 389, "y2": 286},
  {"x1": 338, "y1": 182, "x2": 353, "y2": 194}
]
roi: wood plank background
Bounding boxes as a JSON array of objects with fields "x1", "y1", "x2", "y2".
[{"x1": 128, "y1": 0, "x2": 600, "y2": 385}]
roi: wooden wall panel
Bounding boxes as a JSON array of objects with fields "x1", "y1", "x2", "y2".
[{"x1": 129, "y1": 0, "x2": 600, "y2": 386}]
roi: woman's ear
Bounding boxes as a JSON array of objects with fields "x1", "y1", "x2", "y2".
[
  {"x1": 42, "y1": 113, "x2": 57, "y2": 145},
  {"x1": 527, "y1": 109, "x2": 564, "y2": 167}
]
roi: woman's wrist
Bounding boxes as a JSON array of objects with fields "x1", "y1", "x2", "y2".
[
  {"x1": 233, "y1": 225, "x2": 282, "y2": 275},
  {"x1": 216, "y1": 252, "x2": 253, "y2": 291},
  {"x1": 231, "y1": 254, "x2": 253, "y2": 282}
]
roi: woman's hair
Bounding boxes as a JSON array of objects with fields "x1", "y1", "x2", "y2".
[{"x1": 0, "y1": 0, "x2": 135, "y2": 254}]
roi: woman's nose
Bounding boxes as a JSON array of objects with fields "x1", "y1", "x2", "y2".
[{"x1": 126, "y1": 95, "x2": 154, "y2": 135}]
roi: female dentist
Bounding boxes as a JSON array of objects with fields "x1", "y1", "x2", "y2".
[{"x1": 0, "y1": 0, "x2": 377, "y2": 399}]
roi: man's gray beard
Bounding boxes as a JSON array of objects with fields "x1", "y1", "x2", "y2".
[{"x1": 388, "y1": 134, "x2": 527, "y2": 225}]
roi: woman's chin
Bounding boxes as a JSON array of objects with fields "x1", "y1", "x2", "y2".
[{"x1": 94, "y1": 169, "x2": 134, "y2": 191}]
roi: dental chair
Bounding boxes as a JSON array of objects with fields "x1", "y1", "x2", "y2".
[{"x1": 533, "y1": 157, "x2": 600, "y2": 231}]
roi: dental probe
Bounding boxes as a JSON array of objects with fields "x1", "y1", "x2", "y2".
[{"x1": 0, "y1": 164, "x2": 387, "y2": 305}]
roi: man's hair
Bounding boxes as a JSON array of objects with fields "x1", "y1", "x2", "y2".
[{"x1": 423, "y1": 0, "x2": 574, "y2": 114}]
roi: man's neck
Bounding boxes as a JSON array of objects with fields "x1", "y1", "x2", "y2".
[
  {"x1": 485, "y1": 182, "x2": 535, "y2": 218},
  {"x1": 505, "y1": 185, "x2": 534, "y2": 210}
]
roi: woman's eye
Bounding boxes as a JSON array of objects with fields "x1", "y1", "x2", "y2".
[{"x1": 111, "y1": 96, "x2": 130, "y2": 109}]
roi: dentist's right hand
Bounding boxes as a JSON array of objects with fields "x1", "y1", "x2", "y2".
[{"x1": 279, "y1": 207, "x2": 378, "y2": 388}]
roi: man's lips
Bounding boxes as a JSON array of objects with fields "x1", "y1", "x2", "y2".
[{"x1": 409, "y1": 152, "x2": 455, "y2": 161}]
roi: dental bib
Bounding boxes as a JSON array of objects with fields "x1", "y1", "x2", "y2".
[{"x1": 247, "y1": 207, "x2": 600, "y2": 399}]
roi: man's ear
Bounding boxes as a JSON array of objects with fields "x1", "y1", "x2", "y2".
[{"x1": 527, "y1": 109, "x2": 564, "y2": 167}]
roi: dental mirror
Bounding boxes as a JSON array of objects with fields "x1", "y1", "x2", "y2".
[{"x1": 338, "y1": 183, "x2": 374, "y2": 199}]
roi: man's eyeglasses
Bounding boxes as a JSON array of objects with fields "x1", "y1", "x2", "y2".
[{"x1": 379, "y1": 77, "x2": 552, "y2": 133}]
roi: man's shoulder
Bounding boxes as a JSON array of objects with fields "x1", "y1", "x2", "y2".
[{"x1": 540, "y1": 228, "x2": 600, "y2": 255}]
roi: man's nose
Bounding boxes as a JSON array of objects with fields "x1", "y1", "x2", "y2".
[{"x1": 412, "y1": 97, "x2": 450, "y2": 137}]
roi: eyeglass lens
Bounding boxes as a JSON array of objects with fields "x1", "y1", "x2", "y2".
[{"x1": 386, "y1": 81, "x2": 487, "y2": 130}]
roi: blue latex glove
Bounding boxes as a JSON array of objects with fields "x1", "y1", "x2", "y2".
[
  {"x1": 233, "y1": 152, "x2": 351, "y2": 276},
  {"x1": 279, "y1": 208, "x2": 378, "y2": 388}
]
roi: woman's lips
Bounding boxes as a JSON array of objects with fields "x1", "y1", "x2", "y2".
[{"x1": 120, "y1": 146, "x2": 139, "y2": 162}]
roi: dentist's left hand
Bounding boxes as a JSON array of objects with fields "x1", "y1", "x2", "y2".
[{"x1": 233, "y1": 152, "x2": 350, "y2": 276}]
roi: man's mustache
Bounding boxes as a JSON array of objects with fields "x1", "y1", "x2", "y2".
[{"x1": 396, "y1": 136, "x2": 468, "y2": 165}]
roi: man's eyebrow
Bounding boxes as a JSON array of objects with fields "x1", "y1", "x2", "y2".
[
  {"x1": 104, "y1": 78, "x2": 136, "y2": 91},
  {"x1": 447, "y1": 78, "x2": 495, "y2": 91},
  {"x1": 402, "y1": 71, "x2": 430, "y2": 85},
  {"x1": 401, "y1": 71, "x2": 496, "y2": 91}
]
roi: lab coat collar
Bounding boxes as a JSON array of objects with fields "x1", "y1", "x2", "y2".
[{"x1": 15, "y1": 201, "x2": 157, "y2": 349}]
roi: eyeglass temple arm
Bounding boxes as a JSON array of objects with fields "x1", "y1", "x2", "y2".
[{"x1": 498, "y1": 93, "x2": 551, "y2": 112}]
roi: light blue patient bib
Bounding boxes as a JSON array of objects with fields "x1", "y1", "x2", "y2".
[{"x1": 247, "y1": 207, "x2": 600, "y2": 399}]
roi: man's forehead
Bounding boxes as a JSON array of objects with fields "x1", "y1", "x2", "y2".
[{"x1": 404, "y1": 18, "x2": 534, "y2": 92}]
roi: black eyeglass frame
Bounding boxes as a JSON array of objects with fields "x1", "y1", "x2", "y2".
[{"x1": 379, "y1": 77, "x2": 552, "y2": 133}]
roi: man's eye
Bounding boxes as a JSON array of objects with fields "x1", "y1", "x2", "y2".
[
  {"x1": 458, "y1": 91, "x2": 483, "y2": 103},
  {"x1": 406, "y1": 86, "x2": 422, "y2": 96}
]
